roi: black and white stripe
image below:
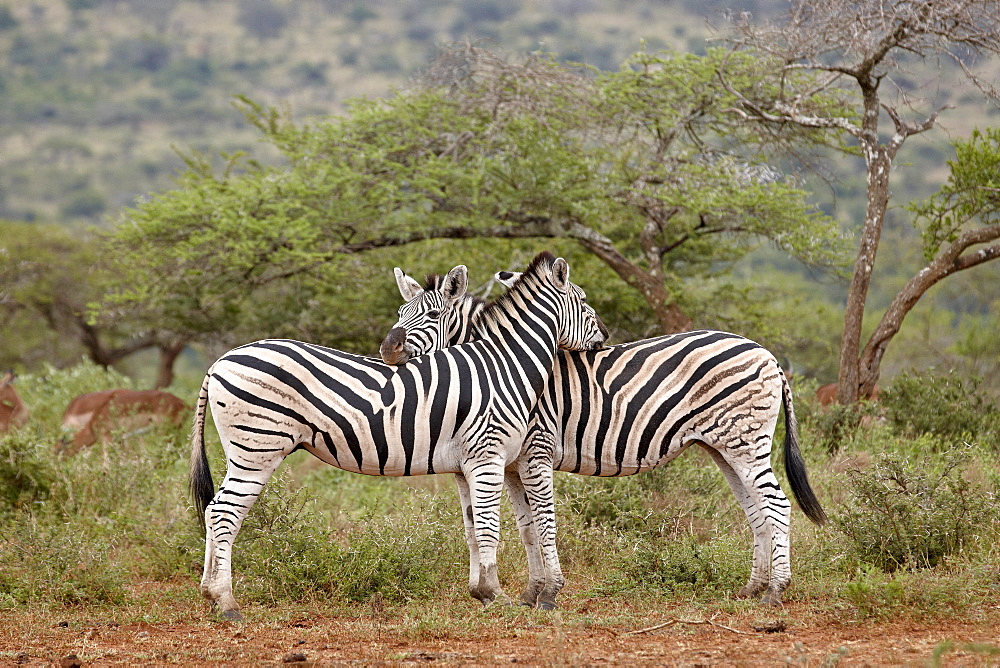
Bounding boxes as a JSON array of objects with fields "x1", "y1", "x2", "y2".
[
  {"x1": 189, "y1": 252, "x2": 607, "y2": 619},
  {"x1": 381, "y1": 266, "x2": 826, "y2": 609}
]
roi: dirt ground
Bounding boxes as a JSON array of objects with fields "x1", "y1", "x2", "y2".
[{"x1": 2, "y1": 602, "x2": 999, "y2": 666}]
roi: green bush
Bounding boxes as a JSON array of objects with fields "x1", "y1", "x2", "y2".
[
  {"x1": 0, "y1": 432, "x2": 57, "y2": 512},
  {"x1": 589, "y1": 529, "x2": 749, "y2": 599},
  {"x1": 234, "y1": 477, "x2": 464, "y2": 606},
  {"x1": 0, "y1": 522, "x2": 131, "y2": 607},
  {"x1": 881, "y1": 370, "x2": 999, "y2": 447},
  {"x1": 834, "y1": 445, "x2": 998, "y2": 571}
]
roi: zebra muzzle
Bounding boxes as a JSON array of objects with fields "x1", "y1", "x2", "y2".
[{"x1": 380, "y1": 327, "x2": 412, "y2": 365}]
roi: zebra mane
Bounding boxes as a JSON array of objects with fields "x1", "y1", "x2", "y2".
[
  {"x1": 476, "y1": 251, "x2": 557, "y2": 330},
  {"x1": 422, "y1": 274, "x2": 445, "y2": 291},
  {"x1": 422, "y1": 274, "x2": 487, "y2": 309}
]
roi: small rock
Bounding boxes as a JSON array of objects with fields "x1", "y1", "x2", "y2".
[
  {"x1": 60, "y1": 654, "x2": 83, "y2": 668},
  {"x1": 753, "y1": 620, "x2": 787, "y2": 633},
  {"x1": 57, "y1": 621, "x2": 69, "y2": 628},
  {"x1": 14, "y1": 652, "x2": 29, "y2": 664},
  {"x1": 283, "y1": 651, "x2": 308, "y2": 663}
]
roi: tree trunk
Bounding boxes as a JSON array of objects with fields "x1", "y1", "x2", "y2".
[
  {"x1": 837, "y1": 85, "x2": 893, "y2": 405},
  {"x1": 571, "y1": 229, "x2": 692, "y2": 333},
  {"x1": 154, "y1": 341, "x2": 185, "y2": 389}
]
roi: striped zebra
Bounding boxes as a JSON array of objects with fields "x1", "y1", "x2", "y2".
[
  {"x1": 380, "y1": 265, "x2": 827, "y2": 609},
  {"x1": 189, "y1": 252, "x2": 608, "y2": 619}
]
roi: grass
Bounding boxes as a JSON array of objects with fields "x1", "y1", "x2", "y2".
[{"x1": 1, "y1": 363, "x2": 999, "y2": 635}]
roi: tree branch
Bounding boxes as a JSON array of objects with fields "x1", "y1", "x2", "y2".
[
  {"x1": 716, "y1": 71, "x2": 862, "y2": 138},
  {"x1": 858, "y1": 225, "x2": 1000, "y2": 392}
]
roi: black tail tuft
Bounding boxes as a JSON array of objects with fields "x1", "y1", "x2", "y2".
[{"x1": 782, "y1": 378, "x2": 828, "y2": 525}]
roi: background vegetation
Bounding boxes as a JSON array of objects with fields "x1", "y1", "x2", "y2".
[{"x1": 2, "y1": 0, "x2": 1000, "y2": 640}]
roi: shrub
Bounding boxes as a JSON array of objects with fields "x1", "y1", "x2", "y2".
[
  {"x1": 0, "y1": 432, "x2": 57, "y2": 513},
  {"x1": 834, "y1": 445, "x2": 998, "y2": 571},
  {"x1": 234, "y1": 478, "x2": 464, "y2": 606},
  {"x1": 880, "y1": 370, "x2": 999, "y2": 448},
  {"x1": 238, "y1": 0, "x2": 289, "y2": 40},
  {"x1": 59, "y1": 187, "x2": 106, "y2": 219},
  {"x1": 594, "y1": 530, "x2": 749, "y2": 598}
]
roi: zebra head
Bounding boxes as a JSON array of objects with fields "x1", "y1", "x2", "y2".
[
  {"x1": 494, "y1": 265, "x2": 610, "y2": 351},
  {"x1": 379, "y1": 264, "x2": 477, "y2": 365},
  {"x1": 471, "y1": 253, "x2": 609, "y2": 353}
]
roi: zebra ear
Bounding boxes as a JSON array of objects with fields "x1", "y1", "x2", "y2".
[
  {"x1": 494, "y1": 270, "x2": 521, "y2": 288},
  {"x1": 442, "y1": 265, "x2": 468, "y2": 303},
  {"x1": 394, "y1": 267, "x2": 423, "y2": 301},
  {"x1": 551, "y1": 258, "x2": 570, "y2": 291}
]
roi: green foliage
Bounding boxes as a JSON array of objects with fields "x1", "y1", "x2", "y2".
[
  {"x1": 0, "y1": 5, "x2": 17, "y2": 31},
  {"x1": 911, "y1": 128, "x2": 1000, "y2": 260},
  {"x1": 0, "y1": 522, "x2": 132, "y2": 607},
  {"x1": 0, "y1": 221, "x2": 122, "y2": 371},
  {"x1": 881, "y1": 370, "x2": 1000, "y2": 447},
  {"x1": 59, "y1": 186, "x2": 106, "y2": 218},
  {"x1": 107, "y1": 46, "x2": 846, "y2": 348},
  {"x1": 237, "y1": 0, "x2": 289, "y2": 40},
  {"x1": 0, "y1": 432, "x2": 57, "y2": 513},
  {"x1": 234, "y1": 478, "x2": 463, "y2": 605},
  {"x1": 802, "y1": 401, "x2": 879, "y2": 454},
  {"x1": 833, "y1": 445, "x2": 997, "y2": 572}
]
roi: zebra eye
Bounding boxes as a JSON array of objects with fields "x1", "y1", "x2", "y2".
[{"x1": 427, "y1": 310, "x2": 441, "y2": 319}]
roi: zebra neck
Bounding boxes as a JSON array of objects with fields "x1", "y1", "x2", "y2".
[
  {"x1": 474, "y1": 288, "x2": 560, "y2": 359},
  {"x1": 447, "y1": 298, "x2": 487, "y2": 346}
]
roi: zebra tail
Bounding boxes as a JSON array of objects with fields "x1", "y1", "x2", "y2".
[
  {"x1": 189, "y1": 373, "x2": 215, "y2": 519},
  {"x1": 781, "y1": 378, "x2": 828, "y2": 525}
]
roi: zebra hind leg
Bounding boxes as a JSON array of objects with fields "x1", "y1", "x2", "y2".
[
  {"x1": 700, "y1": 443, "x2": 789, "y2": 605},
  {"x1": 453, "y1": 473, "x2": 483, "y2": 601},
  {"x1": 200, "y1": 453, "x2": 284, "y2": 620},
  {"x1": 503, "y1": 469, "x2": 546, "y2": 607},
  {"x1": 516, "y1": 434, "x2": 563, "y2": 610}
]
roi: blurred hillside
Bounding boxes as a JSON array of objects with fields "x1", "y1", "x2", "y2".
[
  {"x1": 0, "y1": 0, "x2": 760, "y2": 225},
  {"x1": 1, "y1": 0, "x2": 998, "y2": 391}
]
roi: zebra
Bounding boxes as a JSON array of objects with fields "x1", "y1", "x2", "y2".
[
  {"x1": 188, "y1": 252, "x2": 607, "y2": 620},
  {"x1": 380, "y1": 265, "x2": 827, "y2": 609}
]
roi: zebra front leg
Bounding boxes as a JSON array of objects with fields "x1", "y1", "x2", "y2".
[
  {"x1": 453, "y1": 473, "x2": 482, "y2": 598},
  {"x1": 200, "y1": 457, "x2": 282, "y2": 620},
  {"x1": 518, "y1": 434, "x2": 563, "y2": 610},
  {"x1": 503, "y1": 469, "x2": 546, "y2": 607},
  {"x1": 462, "y1": 453, "x2": 511, "y2": 606}
]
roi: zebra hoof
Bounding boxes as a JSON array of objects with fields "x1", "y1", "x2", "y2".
[
  {"x1": 760, "y1": 591, "x2": 784, "y2": 607},
  {"x1": 736, "y1": 583, "x2": 768, "y2": 599},
  {"x1": 536, "y1": 600, "x2": 557, "y2": 611},
  {"x1": 220, "y1": 608, "x2": 244, "y2": 621}
]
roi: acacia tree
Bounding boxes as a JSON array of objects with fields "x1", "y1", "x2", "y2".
[
  {"x1": 722, "y1": 0, "x2": 1000, "y2": 404},
  {"x1": 0, "y1": 221, "x2": 184, "y2": 387},
  {"x1": 110, "y1": 45, "x2": 845, "y2": 351}
]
